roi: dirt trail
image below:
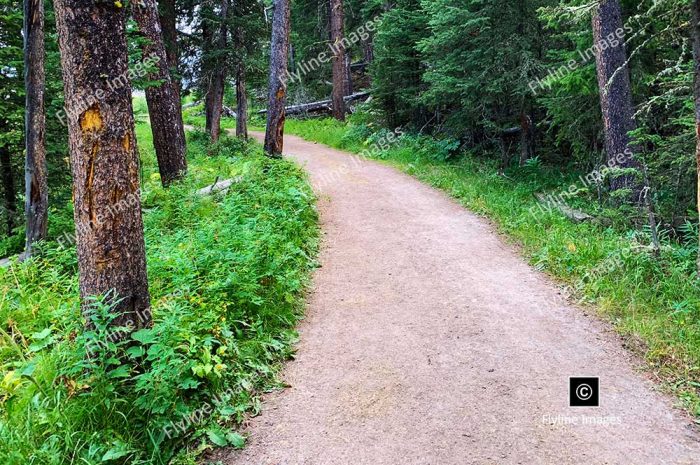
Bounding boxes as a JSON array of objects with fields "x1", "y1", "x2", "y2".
[{"x1": 218, "y1": 131, "x2": 700, "y2": 464}]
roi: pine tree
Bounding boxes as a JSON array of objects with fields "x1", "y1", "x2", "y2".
[
  {"x1": 330, "y1": 0, "x2": 346, "y2": 120},
  {"x1": 692, "y1": 0, "x2": 700, "y2": 273},
  {"x1": 264, "y1": 0, "x2": 291, "y2": 156},
  {"x1": 53, "y1": 0, "x2": 151, "y2": 328},
  {"x1": 132, "y1": 0, "x2": 188, "y2": 186},
  {"x1": 22, "y1": 0, "x2": 47, "y2": 257},
  {"x1": 203, "y1": 0, "x2": 229, "y2": 143},
  {"x1": 592, "y1": 0, "x2": 641, "y2": 199},
  {"x1": 371, "y1": 0, "x2": 427, "y2": 128}
]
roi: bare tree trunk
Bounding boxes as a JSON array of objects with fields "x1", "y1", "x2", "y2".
[
  {"x1": 133, "y1": 0, "x2": 187, "y2": 186},
  {"x1": 362, "y1": 38, "x2": 373, "y2": 64},
  {"x1": 158, "y1": 0, "x2": 179, "y2": 92},
  {"x1": 204, "y1": 0, "x2": 229, "y2": 143},
  {"x1": 329, "y1": 0, "x2": 345, "y2": 121},
  {"x1": 264, "y1": 0, "x2": 290, "y2": 157},
  {"x1": 519, "y1": 111, "x2": 534, "y2": 167},
  {"x1": 236, "y1": 62, "x2": 248, "y2": 139},
  {"x1": 592, "y1": 0, "x2": 641, "y2": 200},
  {"x1": 344, "y1": 50, "x2": 353, "y2": 96},
  {"x1": 54, "y1": 0, "x2": 151, "y2": 329},
  {"x1": 692, "y1": 0, "x2": 700, "y2": 274},
  {"x1": 23, "y1": 0, "x2": 47, "y2": 258},
  {"x1": 0, "y1": 144, "x2": 16, "y2": 236}
]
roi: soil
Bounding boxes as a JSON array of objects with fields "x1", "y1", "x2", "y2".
[{"x1": 214, "y1": 131, "x2": 700, "y2": 464}]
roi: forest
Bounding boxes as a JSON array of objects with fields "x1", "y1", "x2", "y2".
[{"x1": 1, "y1": 0, "x2": 700, "y2": 463}]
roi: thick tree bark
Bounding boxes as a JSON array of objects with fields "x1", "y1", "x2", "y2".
[
  {"x1": 592, "y1": 0, "x2": 641, "y2": 199},
  {"x1": 329, "y1": 0, "x2": 345, "y2": 121},
  {"x1": 23, "y1": 0, "x2": 48, "y2": 257},
  {"x1": 54, "y1": 0, "x2": 151, "y2": 328},
  {"x1": 0, "y1": 144, "x2": 16, "y2": 236},
  {"x1": 158, "y1": 0, "x2": 179, "y2": 84},
  {"x1": 692, "y1": 0, "x2": 700, "y2": 274},
  {"x1": 236, "y1": 62, "x2": 248, "y2": 139},
  {"x1": 132, "y1": 0, "x2": 187, "y2": 186},
  {"x1": 263, "y1": 0, "x2": 290, "y2": 156},
  {"x1": 204, "y1": 0, "x2": 228, "y2": 143}
]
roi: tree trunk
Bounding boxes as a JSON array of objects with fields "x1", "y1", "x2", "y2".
[
  {"x1": 263, "y1": 0, "x2": 290, "y2": 157},
  {"x1": 236, "y1": 62, "x2": 248, "y2": 139},
  {"x1": 158, "y1": 0, "x2": 179, "y2": 90},
  {"x1": 234, "y1": 24, "x2": 247, "y2": 139},
  {"x1": 23, "y1": 0, "x2": 47, "y2": 257},
  {"x1": 133, "y1": 0, "x2": 187, "y2": 187},
  {"x1": 592, "y1": 0, "x2": 641, "y2": 199},
  {"x1": 204, "y1": 0, "x2": 228, "y2": 143},
  {"x1": 692, "y1": 0, "x2": 700, "y2": 274},
  {"x1": 362, "y1": 38, "x2": 373, "y2": 64},
  {"x1": 344, "y1": 50, "x2": 353, "y2": 96},
  {"x1": 0, "y1": 144, "x2": 16, "y2": 236},
  {"x1": 519, "y1": 111, "x2": 534, "y2": 167},
  {"x1": 54, "y1": 0, "x2": 151, "y2": 329},
  {"x1": 329, "y1": 0, "x2": 345, "y2": 121}
]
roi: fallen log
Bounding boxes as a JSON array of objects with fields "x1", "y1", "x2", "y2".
[
  {"x1": 197, "y1": 177, "x2": 242, "y2": 196},
  {"x1": 257, "y1": 91, "x2": 370, "y2": 116},
  {"x1": 533, "y1": 193, "x2": 593, "y2": 223},
  {"x1": 223, "y1": 105, "x2": 237, "y2": 118}
]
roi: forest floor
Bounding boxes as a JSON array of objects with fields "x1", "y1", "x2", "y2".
[{"x1": 214, "y1": 131, "x2": 700, "y2": 464}]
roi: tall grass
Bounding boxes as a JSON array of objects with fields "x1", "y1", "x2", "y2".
[{"x1": 0, "y1": 123, "x2": 319, "y2": 464}]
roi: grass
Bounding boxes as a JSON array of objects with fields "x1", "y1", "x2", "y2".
[
  {"x1": 180, "y1": 99, "x2": 266, "y2": 133},
  {"x1": 283, "y1": 114, "x2": 700, "y2": 416},
  {"x1": 0, "y1": 120, "x2": 319, "y2": 464}
]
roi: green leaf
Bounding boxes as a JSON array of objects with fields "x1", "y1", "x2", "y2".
[
  {"x1": 125, "y1": 345, "x2": 145, "y2": 358},
  {"x1": 226, "y1": 432, "x2": 246, "y2": 448},
  {"x1": 131, "y1": 328, "x2": 157, "y2": 344},
  {"x1": 101, "y1": 446, "x2": 131, "y2": 462},
  {"x1": 107, "y1": 365, "x2": 131, "y2": 379},
  {"x1": 207, "y1": 428, "x2": 229, "y2": 447},
  {"x1": 31, "y1": 328, "x2": 52, "y2": 340},
  {"x1": 20, "y1": 361, "x2": 37, "y2": 378}
]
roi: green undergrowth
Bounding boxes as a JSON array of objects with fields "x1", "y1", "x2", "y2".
[
  {"x1": 284, "y1": 115, "x2": 700, "y2": 416},
  {"x1": 0, "y1": 122, "x2": 319, "y2": 464},
  {"x1": 180, "y1": 98, "x2": 265, "y2": 132}
]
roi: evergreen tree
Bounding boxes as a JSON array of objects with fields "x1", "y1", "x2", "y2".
[
  {"x1": 53, "y1": 0, "x2": 151, "y2": 328},
  {"x1": 370, "y1": 0, "x2": 427, "y2": 128},
  {"x1": 132, "y1": 0, "x2": 188, "y2": 186}
]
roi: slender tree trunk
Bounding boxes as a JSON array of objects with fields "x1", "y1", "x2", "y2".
[
  {"x1": 344, "y1": 50, "x2": 353, "y2": 96},
  {"x1": 158, "y1": 0, "x2": 179, "y2": 92},
  {"x1": 133, "y1": 1, "x2": 186, "y2": 183},
  {"x1": 23, "y1": 0, "x2": 47, "y2": 258},
  {"x1": 519, "y1": 111, "x2": 534, "y2": 167},
  {"x1": 204, "y1": 0, "x2": 228, "y2": 143},
  {"x1": 361, "y1": 38, "x2": 373, "y2": 86},
  {"x1": 54, "y1": 0, "x2": 151, "y2": 328},
  {"x1": 235, "y1": 25, "x2": 247, "y2": 139},
  {"x1": 264, "y1": 0, "x2": 290, "y2": 156},
  {"x1": 0, "y1": 144, "x2": 16, "y2": 236},
  {"x1": 592, "y1": 0, "x2": 641, "y2": 200},
  {"x1": 236, "y1": 62, "x2": 248, "y2": 139},
  {"x1": 329, "y1": 0, "x2": 345, "y2": 120},
  {"x1": 362, "y1": 38, "x2": 373, "y2": 64},
  {"x1": 290, "y1": 43, "x2": 296, "y2": 75},
  {"x1": 132, "y1": 0, "x2": 187, "y2": 186},
  {"x1": 692, "y1": 0, "x2": 700, "y2": 274}
]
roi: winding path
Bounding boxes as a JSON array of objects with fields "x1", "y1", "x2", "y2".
[{"x1": 218, "y1": 131, "x2": 700, "y2": 464}]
